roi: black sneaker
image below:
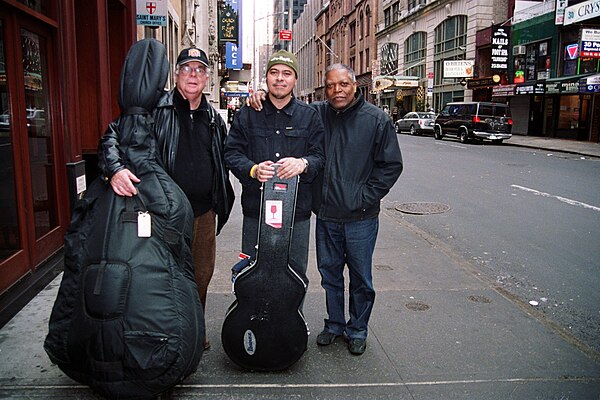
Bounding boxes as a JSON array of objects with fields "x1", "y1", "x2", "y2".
[
  {"x1": 348, "y1": 338, "x2": 366, "y2": 355},
  {"x1": 316, "y1": 331, "x2": 340, "y2": 346}
]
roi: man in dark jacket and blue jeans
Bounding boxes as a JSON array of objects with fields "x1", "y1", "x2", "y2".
[
  {"x1": 224, "y1": 50, "x2": 325, "y2": 283},
  {"x1": 98, "y1": 47, "x2": 234, "y2": 350},
  {"x1": 312, "y1": 64, "x2": 403, "y2": 355},
  {"x1": 248, "y1": 63, "x2": 402, "y2": 355}
]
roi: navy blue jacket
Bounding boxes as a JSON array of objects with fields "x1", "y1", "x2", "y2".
[
  {"x1": 312, "y1": 94, "x2": 403, "y2": 222},
  {"x1": 225, "y1": 96, "x2": 325, "y2": 221}
]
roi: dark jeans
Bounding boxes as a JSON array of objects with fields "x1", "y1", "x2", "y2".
[
  {"x1": 241, "y1": 216, "x2": 310, "y2": 282},
  {"x1": 316, "y1": 217, "x2": 379, "y2": 340}
]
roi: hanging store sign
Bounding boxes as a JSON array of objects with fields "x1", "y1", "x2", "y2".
[
  {"x1": 492, "y1": 84, "x2": 516, "y2": 97},
  {"x1": 443, "y1": 60, "x2": 474, "y2": 78},
  {"x1": 580, "y1": 28, "x2": 600, "y2": 58},
  {"x1": 136, "y1": 0, "x2": 167, "y2": 26},
  {"x1": 564, "y1": 0, "x2": 600, "y2": 25},
  {"x1": 515, "y1": 82, "x2": 545, "y2": 95},
  {"x1": 219, "y1": 0, "x2": 240, "y2": 43},
  {"x1": 226, "y1": 42, "x2": 242, "y2": 69},
  {"x1": 491, "y1": 26, "x2": 509, "y2": 71},
  {"x1": 555, "y1": 0, "x2": 568, "y2": 24}
]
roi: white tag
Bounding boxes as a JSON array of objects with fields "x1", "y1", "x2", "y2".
[{"x1": 137, "y1": 212, "x2": 151, "y2": 237}]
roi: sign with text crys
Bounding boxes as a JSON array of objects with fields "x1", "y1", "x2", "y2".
[
  {"x1": 443, "y1": 60, "x2": 474, "y2": 78},
  {"x1": 491, "y1": 26, "x2": 509, "y2": 70},
  {"x1": 136, "y1": 0, "x2": 167, "y2": 27}
]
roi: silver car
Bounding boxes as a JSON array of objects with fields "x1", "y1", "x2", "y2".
[{"x1": 395, "y1": 112, "x2": 436, "y2": 135}]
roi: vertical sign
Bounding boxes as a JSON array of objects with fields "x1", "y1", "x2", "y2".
[
  {"x1": 491, "y1": 25, "x2": 509, "y2": 71},
  {"x1": 219, "y1": 0, "x2": 239, "y2": 43},
  {"x1": 226, "y1": 42, "x2": 242, "y2": 69},
  {"x1": 555, "y1": 0, "x2": 568, "y2": 24},
  {"x1": 136, "y1": 0, "x2": 167, "y2": 27}
]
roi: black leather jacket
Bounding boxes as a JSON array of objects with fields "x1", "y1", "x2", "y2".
[{"x1": 98, "y1": 89, "x2": 234, "y2": 234}]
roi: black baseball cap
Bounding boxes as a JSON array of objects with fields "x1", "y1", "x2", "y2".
[{"x1": 176, "y1": 47, "x2": 209, "y2": 67}]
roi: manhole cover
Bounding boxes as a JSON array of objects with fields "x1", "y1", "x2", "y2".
[
  {"x1": 396, "y1": 202, "x2": 451, "y2": 215},
  {"x1": 467, "y1": 295, "x2": 492, "y2": 304},
  {"x1": 405, "y1": 301, "x2": 431, "y2": 312}
]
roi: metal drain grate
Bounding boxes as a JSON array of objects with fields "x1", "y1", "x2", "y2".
[
  {"x1": 405, "y1": 301, "x2": 431, "y2": 311},
  {"x1": 467, "y1": 295, "x2": 492, "y2": 304},
  {"x1": 396, "y1": 202, "x2": 451, "y2": 215}
]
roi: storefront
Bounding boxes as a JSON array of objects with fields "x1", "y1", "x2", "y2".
[
  {"x1": 0, "y1": 0, "x2": 136, "y2": 297},
  {"x1": 545, "y1": 74, "x2": 595, "y2": 140}
]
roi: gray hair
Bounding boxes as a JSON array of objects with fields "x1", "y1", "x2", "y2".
[{"x1": 324, "y1": 63, "x2": 356, "y2": 84}]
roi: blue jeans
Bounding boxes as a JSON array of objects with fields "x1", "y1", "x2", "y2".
[
  {"x1": 316, "y1": 217, "x2": 379, "y2": 340},
  {"x1": 241, "y1": 216, "x2": 310, "y2": 282}
]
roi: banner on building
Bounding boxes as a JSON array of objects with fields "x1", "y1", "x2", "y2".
[
  {"x1": 226, "y1": 42, "x2": 242, "y2": 69},
  {"x1": 136, "y1": 0, "x2": 167, "y2": 27},
  {"x1": 580, "y1": 28, "x2": 600, "y2": 58},
  {"x1": 564, "y1": 0, "x2": 600, "y2": 25},
  {"x1": 219, "y1": 0, "x2": 240, "y2": 43},
  {"x1": 491, "y1": 26, "x2": 509, "y2": 71},
  {"x1": 443, "y1": 60, "x2": 474, "y2": 78},
  {"x1": 555, "y1": 0, "x2": 568, "y2": 24}
]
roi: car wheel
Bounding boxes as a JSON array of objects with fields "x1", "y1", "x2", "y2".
[
  {"x1": 434, "y1": 126, "x2": 443, "y2": 140},
  {"x1": 409, "y1": 125, "x2": 416, "y2": 135},
  {"x1": 459, "y1": 129, "x2": 469, "y2": 144}
]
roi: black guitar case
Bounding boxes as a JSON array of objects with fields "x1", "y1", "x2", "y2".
[
  {"x1": 221, "y1": 165, "x2": 309, "y2": 371},
  {"x1": 44, "y1": 39, "x2": 204, "y2": 399}
]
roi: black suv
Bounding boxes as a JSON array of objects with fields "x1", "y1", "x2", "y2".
[{"x1": 434, "y1": 102, "x2": 512, "y2": 144}]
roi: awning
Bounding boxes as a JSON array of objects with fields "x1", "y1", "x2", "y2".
[
  {"x1": 545, "y1": 73, "x2": 594, "y2": 94},
  {"x1": 373, "y1": 75, "x2": 420, "y2": 92}
]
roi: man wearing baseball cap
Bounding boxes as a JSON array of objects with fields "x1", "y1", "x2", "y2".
[
  {"x1": 99, "y1": 46, "x2": 234, "y2": 351},
  {"x1": 224, "y1": 50, "x2": 325, "y2": 287}
]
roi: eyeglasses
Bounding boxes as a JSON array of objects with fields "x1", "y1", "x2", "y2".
[{"x1": 178, "y1": 65, "x2": 208, "y2": 75}]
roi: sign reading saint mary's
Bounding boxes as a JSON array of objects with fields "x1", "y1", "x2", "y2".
[{"x1": 136, "y1": 0, "x2": 167, "y2": 27}]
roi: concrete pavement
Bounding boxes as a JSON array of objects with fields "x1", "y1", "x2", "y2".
[{"x1": 0, "y1": 136, "x2": 599, "y2": 399}]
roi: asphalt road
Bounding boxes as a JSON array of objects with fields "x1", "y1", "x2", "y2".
[{"x1": 390, "y1": 134, "x2": 600, "y2": 356}]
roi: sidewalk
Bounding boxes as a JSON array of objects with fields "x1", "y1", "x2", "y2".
[
  {"x1": 0, "y1": 138, "x2": 599, "y2": 399},
  {"x1": 507, "y1": 135, "x2": 600, "y2": 158}
]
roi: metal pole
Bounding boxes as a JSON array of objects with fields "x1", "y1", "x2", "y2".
[{"x1": 287, "y1": 0, "x2": 293, "y2": 52}]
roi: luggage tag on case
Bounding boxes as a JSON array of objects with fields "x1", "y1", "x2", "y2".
[{"x1": 137, "y1": 212, "x2": 151, "y2": 237}]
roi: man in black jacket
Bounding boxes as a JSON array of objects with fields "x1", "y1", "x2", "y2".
[
  {"x1": 224, "y1": 50, "x2": 325, "y2": 282},
  {"x1": 248, "y1": 63, "x2": 403, "y2": 355},
  {"x1": 312, "y1": 64, "x2": 403, "y2": 355},
  {"x1": 98, "y1": 47, "x2": 234, "y2": 350}
]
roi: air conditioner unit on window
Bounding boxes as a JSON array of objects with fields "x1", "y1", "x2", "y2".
[{"x1": 513, "y1": 45, "x2": 526, "y2": 56}]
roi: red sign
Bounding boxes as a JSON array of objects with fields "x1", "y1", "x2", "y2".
[{"x1": 279, "y1": 30, "x2": 292, "y2": 41}]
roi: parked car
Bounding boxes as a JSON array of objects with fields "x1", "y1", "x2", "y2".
[
  {"x1": 434, "y1": 102, "x2": 512, "y2": 144},
  {"x1": 395, "y1": 112, "x2": 436, "y2": 135}
]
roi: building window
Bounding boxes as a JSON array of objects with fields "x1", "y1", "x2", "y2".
[
  {"x1": 366, "y1": 6, "x2": 371, "y2": 36},
  {"x1": 392, "y1": 2, "x2": 400, "y2": 23},
  {"x1": 365, "y1": 48, "x2": 370, "y2": 71},
  {"x1": 359, "y1": 11, "x2": 364, "y2": 39},
  {"x1": 408, "y1": 0, "x2": 426, "y2": 11},
  {"x1": 433, "y1": 15, "x2": 467, "y2": 85},
  {"x1": 381, "y1": 42, "x2": 399, "y2": 75},
  {"x1": 349, "y1": 21, "x2": 356, "y2": 47},
  {"x1": 384, "y1": 8, "x2": 391, "y2": 27},
  {"x1": 404, "y1": 32, "x2": 426, "y2": 79}
]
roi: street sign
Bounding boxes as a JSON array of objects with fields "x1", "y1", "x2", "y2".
[
  {"x1": 136, "y1": 0, "x2": 167, "y2": 27},
  {"x1": 279, "y1": 30, "x2": 292, "y2": 41}
]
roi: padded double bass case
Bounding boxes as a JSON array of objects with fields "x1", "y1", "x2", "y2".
[
  {"x1": 44, "y1": 39, "x2": 204, "y2": 399},
  {"x1": 221, "y1": 165, "x2": 309, "y2": 371}
]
